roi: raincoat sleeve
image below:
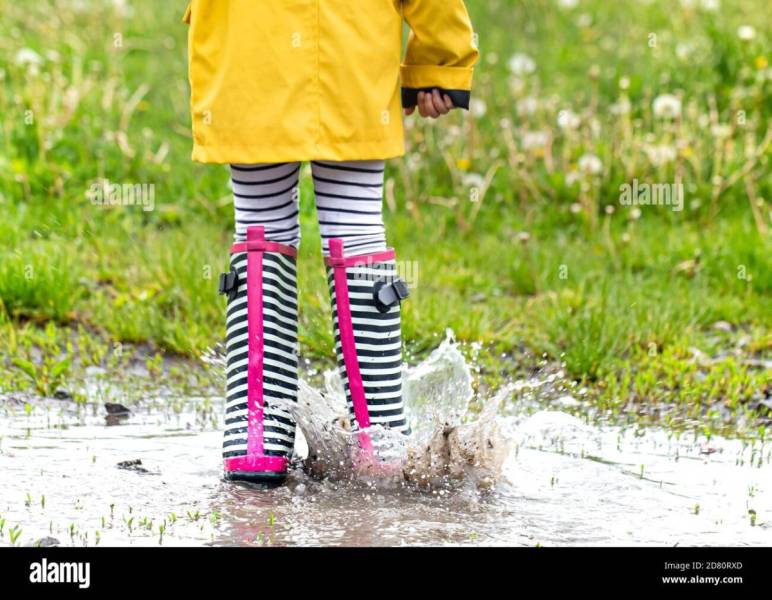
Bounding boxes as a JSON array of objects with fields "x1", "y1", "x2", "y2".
[{"x1": 400, "y1": 0, "x2": 479, "y2": 110}]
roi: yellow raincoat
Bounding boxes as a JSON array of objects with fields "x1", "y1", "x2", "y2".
[{"x1": 182, "y1": 0, "x2": 478, "y2": 163}]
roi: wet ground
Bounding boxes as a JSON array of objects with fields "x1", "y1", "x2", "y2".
[{"x1": 1, "y1": 340, "x2": 769, "y2": 546}]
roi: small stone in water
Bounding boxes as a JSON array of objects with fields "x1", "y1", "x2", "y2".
[
  {"x1": 28, "y1": 537, "x2": 60, "y2": 547},
  {"x1": 53, "y1": 389, "x2": 72, "y2": 400},
  {"x1": 105, "y1": 403, "x2": 131, "y2": 425},
  {"x1": 116, "y1": 459, "x2": 149, "y2": 473}
]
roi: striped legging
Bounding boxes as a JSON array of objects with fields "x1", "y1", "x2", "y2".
[
  {"x1": 224, "y1": 159, "x2": 407, "y2": 462},
  {"x1": 230, "y1": 160, "x2": 387, "y2": 256}
]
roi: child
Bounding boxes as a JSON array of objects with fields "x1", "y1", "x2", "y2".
[{"x1": 183, "y1": 0, "x2": 479, "y2": 485}]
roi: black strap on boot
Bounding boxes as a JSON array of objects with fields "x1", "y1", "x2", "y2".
[
  {"x1": 218, "y1": 269, "x2": 239, "y2": 302},
  {"x1": 373, "y1": 278, "x2": 409, "y2": 313}
]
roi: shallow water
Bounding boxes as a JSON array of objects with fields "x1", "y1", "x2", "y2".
[{"x1": 1, "y1": 338, "x2": 770, "y2": 546}]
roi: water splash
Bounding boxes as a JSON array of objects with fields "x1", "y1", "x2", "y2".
[{"x1": 288, "y1": 332, "x2": 513, "y2": 490}]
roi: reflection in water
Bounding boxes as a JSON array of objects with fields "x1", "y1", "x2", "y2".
[{"x1": 0, "y1": 335, "x2": 769, "y2": 546}]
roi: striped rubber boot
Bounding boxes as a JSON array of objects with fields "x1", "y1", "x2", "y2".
[
  {"x1": 219, "y1": 225, "x2": 299, "y2": 486},
  {"x1": 325, "y1": 239, "x2": 411, "y2": 473}
]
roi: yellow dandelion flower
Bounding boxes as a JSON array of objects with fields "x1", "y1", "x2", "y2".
[
  {"x1": 456, "y1": 158, "x2": 471, "y2": 171},
  {"x1": 755, "y1": 56, "x2": 768, "y2": 70}
]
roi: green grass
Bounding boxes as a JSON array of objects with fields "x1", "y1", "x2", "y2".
[{"x1": 0, "y1": 0, "x2": 770, "y2": 433}]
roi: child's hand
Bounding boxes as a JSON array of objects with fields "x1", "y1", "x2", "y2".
[{"x1": 404, "y1": 89, "x2": 454, "y2": 118}]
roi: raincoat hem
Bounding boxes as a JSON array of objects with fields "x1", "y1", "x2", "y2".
[{"x1": 191, "y1": 139, "x2": 406, "y2": 164}]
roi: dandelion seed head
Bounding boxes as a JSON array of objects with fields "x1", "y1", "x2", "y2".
[
  {"x1": 463, "y1": 173, "x2": 485, "y2": 189},
  {"x1": 737, "y1": 25, "x2": 756, "y2": 41},
  {"x1": 15, "y1": 47, "x2": 43, "y2": 66},
  {"x1": 610, "y1": 97, "x2": 631, "y2": 115},
  {"x1": 578, "y1": 153, "x2": 603, "y2": 175},
  {"x1": 676, "y1": 42, "x2": 693, "y2": 60},
  {"x1": 517, "y1": 96, "x2": 539, "y2": 116},
  {"x1": 470, "y1": 98, "x2": 487, "y2": 117},
  {"x1": 557, "y1": 109, "x2": 581, "y2": 130},
  {"x1": 643, "y1": 144, "x2": 677, "y2": 166},
  {"x1": 652, "y1": 94, "x2": 682, "y2": 119},
  {"x1": 711, "y1": 124, "x2": 731, "y2": 139},
  {"x1": 521, "y1": 130, "x2": 550, "y2": 151},
  {"x1": 508, "y1": 53, "x2": 536, "y2": 76}
]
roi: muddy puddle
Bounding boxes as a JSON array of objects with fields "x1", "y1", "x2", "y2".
[{"x1": 0, "y1": 336, "x2": 769, "y2": 546}]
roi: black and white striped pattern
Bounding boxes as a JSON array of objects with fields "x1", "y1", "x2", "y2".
[
  {"x1": 312, "y1": 160, "x2": 387, "y2": 256},
  {"x1": 225, "y1": 159, "x2": 409, "y2": 453},
  {"x1": 231, "y1": 160, "x2": 387, "y2": 256},
  {"x1": 327, "y1": 260, "x2": 411, "y2": 434},
  {"x1": 222, "y1": 250, "x2": 299, "y2": 460},
  {"x1": 231, "y1": 162, "x2": 301, "y2": 244}
]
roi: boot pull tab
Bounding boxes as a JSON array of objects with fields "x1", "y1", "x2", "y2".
[
  {"x1": 218, "y1": 269, "x2": 239, "y2": 302},
  {"x1": 373, "y1": 278, "x2": 409, "y2": 313}
]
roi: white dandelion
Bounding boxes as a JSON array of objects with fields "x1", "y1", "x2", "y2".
[
  {"x1": 15, "y1": 48, "x2": 43, "y2": 67},
  {"x1": 508, "y1": 53, "x2": 536, "y2": 76},
  {"x1": 521, "y1": 130, "x2": 550, "y2": 151},
  {"x1": 652, "y1": 94, "x2": 682, "y2": 119},
  {"x1": 557, "y1": 109, "x2": 581, "y2": 130},
  {"x1": 517, "y1": 96, "x2": 539, "y2": 115},
  {"x1": 711, "y1": 124, "x2": 732, "y2": 139},
  {"x1": 737, "y1": 25, "x2": 756, "y2": 41},
  {"x1": 578, "y1": 153, "x2": 603, "y2": 175},
  {"x1": 463, "y1": 173, "x2": 485, "y2": 190},
  {"x1": 643, "y1": 144, "x2": 677, "y2": 166},
  {"x1": 610, "y1": 97, "x2": 631, "y2": 115},
  {"x1": 470, "y1": 98, "x2": 487, "y2": 118},
  {"x1": 676, "y1": 42, "x2": 694, "y2": 60}
]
